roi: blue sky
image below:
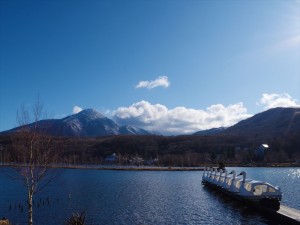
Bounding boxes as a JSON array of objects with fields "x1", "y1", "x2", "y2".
[{"x1": 0, "y1": 0, "x2": 299, "y2": 134}]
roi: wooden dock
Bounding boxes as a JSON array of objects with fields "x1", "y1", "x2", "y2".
[{"x1": 276, "y1": 205, "x2": 300, "y2": 225}]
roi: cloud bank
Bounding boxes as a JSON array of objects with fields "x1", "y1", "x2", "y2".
[
  {"x1": 112, "y1": 93, "x2": 299, "y2": 135},
  {"x1": 259, "y1": 93, "x2": 299, "y2": 110},
  {"x1": 135, "y1": 76, "x2": 170, "y2": 89},
  {"x1": 73, "y1": 105, "x2": 83, "y2": 114},
  {"x1": 113, "y1": 100, "x2": 252, "y2": 135}
]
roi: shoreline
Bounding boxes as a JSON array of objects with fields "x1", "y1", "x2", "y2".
[
  {"x1": 59, "y1": 165, "x2": 205, "y2": 171},
  {"x1": 1, "y1": 163, "x2": 300, "y2": 171},
  {"x1": 0, "y1": 164, "x2": 204, "y2": 171}
]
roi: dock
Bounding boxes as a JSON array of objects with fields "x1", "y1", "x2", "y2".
[
  {"x1": 237, "y1": 202, "x2": 300, "y2": 224},
  {"x1": 275, "y1": 205, "x2": 300, "y2": 225}
]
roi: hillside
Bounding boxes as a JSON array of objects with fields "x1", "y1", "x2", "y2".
[
  {"x1": 194, "y1": 127, "x2": 226, "y2": 136},
  {"x1": 221, "y1": 107, "x2": 300, "y2": 140}
]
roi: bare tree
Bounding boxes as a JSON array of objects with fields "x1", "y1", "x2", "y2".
[{"x1": 10, "y1": 97, "x2": 62, "y2": 225}]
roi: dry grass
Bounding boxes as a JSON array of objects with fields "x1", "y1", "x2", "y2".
[{"x1": 0, "y1": 219, "x2": 12, "y2": 225}]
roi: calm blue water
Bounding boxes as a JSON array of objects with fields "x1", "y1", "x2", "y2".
[{"x1": 0, "y1": 167, "x2": 299, "y2": 225}]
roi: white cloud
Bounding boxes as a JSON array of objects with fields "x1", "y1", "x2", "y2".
[
  {"x1": 259, "y1": 93, "x2": 299, "y2": 110},
  {"x1": 135, "y1": 76, "x2": 170, "y2": 89},
  {"x1": 113, "y1": 100, "x2": 252, "y2": 135},
  {"x1": 73, "y1": 105, "x2": 83, "y2": 114}
]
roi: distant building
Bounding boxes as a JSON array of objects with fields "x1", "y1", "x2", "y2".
[
  {"x1": 129, "y1": 155, "x2": 144, "y2": 166},
  {"x1": 105, "y1": 153, "x2": 117, "y2": 164},
  {"x1": 255, "y1": 144, "x2": 269, "y2": 160},
  {"x1": 235, "y1": 147, "x2": 241, "y2": 151},
  {"x1": 145, "y1": 158, "x2": 159, "y2": 165}
]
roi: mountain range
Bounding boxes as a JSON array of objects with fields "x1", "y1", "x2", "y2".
[
  {"x1": 4, "y1": 109, "x2": 150, "y2": 137},
  {"x1": 2, "y1": 107, "x2": 300, "y2": 139}
]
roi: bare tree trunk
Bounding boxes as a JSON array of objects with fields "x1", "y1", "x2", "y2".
[
  {"x1": 10, "y1": 96, "x2": 62, "y2": 225},
  {"x1": 28, "y1": 188, "x2": 33, "y2": 225}
]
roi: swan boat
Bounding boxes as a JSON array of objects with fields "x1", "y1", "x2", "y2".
[{"x1": 202, "y1": 167, "x2": 282, "y2": 211}]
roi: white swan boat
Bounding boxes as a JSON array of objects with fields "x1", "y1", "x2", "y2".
[{"x1": 202, "y1": 167, "x2": 282, "y2": 211}]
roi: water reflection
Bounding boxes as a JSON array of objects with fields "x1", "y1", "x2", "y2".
[{"x1": 287, "y1": 168, "x2": 300, "y2": 179}]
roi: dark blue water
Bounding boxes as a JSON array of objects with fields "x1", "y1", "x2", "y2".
[{"x1": 0, "y1": 167, "x2": 299, "y2": 225}]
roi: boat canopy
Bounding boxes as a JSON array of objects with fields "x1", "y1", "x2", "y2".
[{"x1": 240, "y1": 180, "x2": 282, "y2": 198}]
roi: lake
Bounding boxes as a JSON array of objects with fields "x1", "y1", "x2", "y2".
[{"x1": 0, "y1": 167, "x2": 299, "y2": 225}]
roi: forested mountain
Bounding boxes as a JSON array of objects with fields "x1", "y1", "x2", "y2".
[
  {"x1": 221, "y1": 107, "x2": 300, "y2": 140},
  {"x1": 194, "y1": 107, "x2": 300, "y2": 140},
  {"x1": 194, "y1": 127, "x2": 226, "y2": 135}
]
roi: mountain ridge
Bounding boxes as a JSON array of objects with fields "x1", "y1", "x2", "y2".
[
  {"x1": 2, "y1": 107, "x2": 300, "y2": 139},
  {"x1": 3, "y1": 108, "x2": 151, "y2": 137},
  {"x1": 221, "y1": 107, "x2": 300, "y2": 138},
  {"x1": 193, "y1": 107, "x2": 300, "y2": 141},
  {"x1": 194, "y1": 127, "x2": 227, "y2": 136}
]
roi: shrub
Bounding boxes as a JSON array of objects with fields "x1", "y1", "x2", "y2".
[{"x1": 66, "y1": 212, "x2": 86, "y2": 225}]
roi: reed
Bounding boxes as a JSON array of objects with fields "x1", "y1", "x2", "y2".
[{"x1": 66, "y1": 212, "x2": 86, "y2": 225}]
